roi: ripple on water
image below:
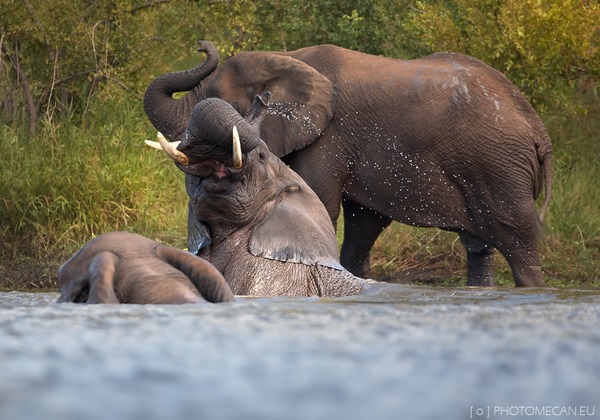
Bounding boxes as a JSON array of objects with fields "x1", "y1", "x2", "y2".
[{"x1": 0, "y1": 285, "x2": 599, "y2": 420}]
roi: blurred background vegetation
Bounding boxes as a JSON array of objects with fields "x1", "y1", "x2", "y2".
[{"x1": 0, "y1": 0, "x2": 598, "y2": 289}]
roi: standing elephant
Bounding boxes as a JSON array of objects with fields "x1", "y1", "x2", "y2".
[
  {"x1": 144, "y1": 41, "x2": 553, "y2": 287},
  {"x1": 146, "y1": 94, "x2": 364, "y2": 297},
  {"x1": 58, "y1": 231, "x2": 234, "y2": 304}
]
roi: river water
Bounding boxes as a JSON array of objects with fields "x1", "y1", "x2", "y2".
[{"x1": 0, "y1": 284, "x2": 599, "y2": 420}]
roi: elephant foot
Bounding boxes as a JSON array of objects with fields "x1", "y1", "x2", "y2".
[
  {"x1": 341, "y1": 254, "x2": 372, "y2": 279},
  {"x1": 466, "y1": 252, "x2": 496, "y2": 287},
  {"x1": 461, "y1": 235, "x2": 496, "y2": 287},
  {"x1": 512, "y1": 265, "x2": 545, "y2": 287}
]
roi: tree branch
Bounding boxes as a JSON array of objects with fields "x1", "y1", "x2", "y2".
[
  {"x1": 128, "y1": 0, "x2": 171, "y2": 13},
  {"x1": 1, "y1": 39, "x2": 38, "y2": 135}
]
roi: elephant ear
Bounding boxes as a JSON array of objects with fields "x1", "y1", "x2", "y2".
[
  {"x1": 249, "y1": 186, "x2": 344, "y2": 270},
  {"x1": 219, "y1": 53, "x2": 338, "y2": 157}
]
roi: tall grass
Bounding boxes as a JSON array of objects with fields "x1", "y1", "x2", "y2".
[
  {"x1": 0, "y1": 96, "x2": 188, "y2": 288},
  {"x1": 537, "y1": 99, "x2": 600, "y2": 286},
  {"x1": 1, "y1": 94, "x2": 599, "y2": 289}
]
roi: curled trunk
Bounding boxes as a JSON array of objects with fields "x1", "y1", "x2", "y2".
[{"x1": 143, "y1": 41, "x2": 219, "y2": 141}]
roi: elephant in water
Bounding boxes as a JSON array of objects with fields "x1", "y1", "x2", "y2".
[
  {"x1": 146, "y1": 93, "x2": 364, "y2": 297},
  {"x1": 143, "y1": 41, "x2": 553, "y2": 287},
  {"x1": 58, "y1": 231, "x2": 234, "y2": 304}
]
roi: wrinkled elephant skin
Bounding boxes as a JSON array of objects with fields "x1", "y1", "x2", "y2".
[
  {"x1": 144, "y1": 41, "x2": 552, "y2": 287},
  {"x1": 58, "y1": 232, "x2": 234, "y2": 304}
]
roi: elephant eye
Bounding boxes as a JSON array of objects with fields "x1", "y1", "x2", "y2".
[{"x1": 259, "y1": 151, "x2": 266, "y2": 160}]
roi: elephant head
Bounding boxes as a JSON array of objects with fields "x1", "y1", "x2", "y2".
[
  {"x1": 143, "y1": 40, "x2": 337, "y2": 157},
  {"x1": 147, "y1": 94, "x2": 362, "y2": 297}
]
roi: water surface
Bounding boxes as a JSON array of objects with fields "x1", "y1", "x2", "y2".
[{"x1": 1, "y1": 284, "x2": 599, "y2": 420}]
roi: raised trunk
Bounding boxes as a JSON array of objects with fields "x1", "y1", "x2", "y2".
[{"x1": 143, "y1": 41, "x2": 219, "y2": 141}]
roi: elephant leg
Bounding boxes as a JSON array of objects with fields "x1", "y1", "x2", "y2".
[
  {"x1": 340, "y1": 198, "x2": 392, "y2": 278},
  {"x1": 492, "y1": 228, "x2": 545, "y2": 287},
  {"x1": 509, "y1": 263, "x2": 545, "y2": 287},
  {"x1": 87, "y1": 252, "x2": 120, "y2": 304},
  {"x1": 459, "y1": 234, "x2": 496, "y2": 287}
]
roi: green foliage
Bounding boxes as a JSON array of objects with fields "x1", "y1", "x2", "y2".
[
  {"x1": 540, "y1": 99, "x2": 600, "y2": 284},
  {"x1": 402, "y1": 0, "x2": 599, "y2": 109},
  {"x1": 2, "y1": 0, "x2": 597, "y2": 130},
  {"x1": 0, "y1": 0, "x2": 260, "y2": 133},
  {"x1": 253, "y1": 0, "x2": 413, "y2": 56},
  {"x1": 0, "y1": 96, "x2": 188, "y2": 287}
]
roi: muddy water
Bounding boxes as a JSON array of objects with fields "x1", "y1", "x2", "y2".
[{"x1": 0, "y1": 284, "x2": 599, "y2": 420}]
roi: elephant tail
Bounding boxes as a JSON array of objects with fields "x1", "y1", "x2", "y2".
[{"x1": 536, "y1": 141, "x2": 553, "y2": 225}]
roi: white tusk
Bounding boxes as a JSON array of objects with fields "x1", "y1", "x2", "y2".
[
  {"x1": 232, "y1": 126, "x2": 243, "y2": 169},
  {"x1": 145, "y1": 132, "x2": 189, "y2": 166},
  {"x1": 144, "y1": 140, "x2": 162, "y2": 150}
]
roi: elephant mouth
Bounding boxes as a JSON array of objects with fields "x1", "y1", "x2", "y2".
[
  {"x1": 178, "y1": 157, "x2": 245, "y2": 179},
  {"x1": 195, "y1": 159, "x2": 247, "y2": 194}
]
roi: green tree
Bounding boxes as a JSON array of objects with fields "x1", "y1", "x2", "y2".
[
  {"x1": 402, "y1": 0, "x2": 599, "y2": 107},
  {"x1": 0, "y1": 0, "x2": 259, "y2": 134},
  {"x1": 253, "y1": 0, "x2": 413, "y2": 56}
]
